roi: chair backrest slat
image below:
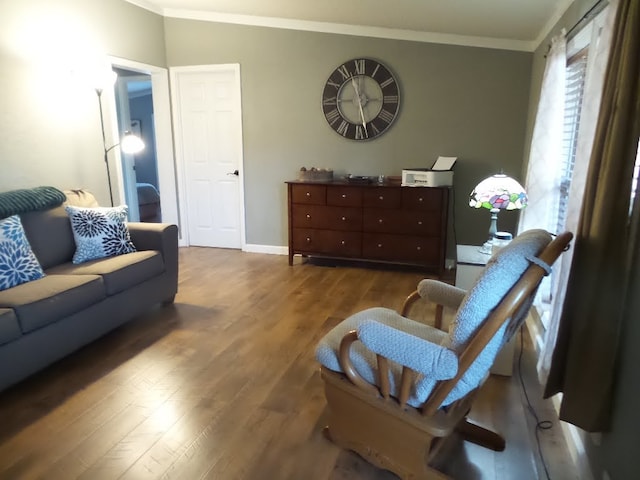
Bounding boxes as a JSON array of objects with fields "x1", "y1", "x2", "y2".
[
  {"x1": 377, "y1": 355, "x2": 391, "y2": 399},
  {"x1": 398, "y1": 367, "x2": 414, "y2": 408}
]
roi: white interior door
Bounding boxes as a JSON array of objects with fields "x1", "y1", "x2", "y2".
[{"x1": 171, "y1": 65, "x2": 244, "y2": 248}]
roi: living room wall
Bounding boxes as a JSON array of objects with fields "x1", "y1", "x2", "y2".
[
  {"x1": 164, "y1": 19, "x2": 532, "y2": 248},
  {"x1": 0, "y1": 0, "x2": 165, "y2": 205}
]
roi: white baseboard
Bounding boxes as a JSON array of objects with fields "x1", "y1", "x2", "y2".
[
  {"x1": 551, "y1": 395, "x2": 595, "y2": 480},
  {"x1": 243, "y1": 244, "x2": 288, "y2": 255},
  {"x1": 526, "y1": 311, "x2": 595, "y2": 480}
]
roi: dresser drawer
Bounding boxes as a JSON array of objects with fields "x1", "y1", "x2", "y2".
[
  {"x1": 401, "y1": 188, "x2": 444, "y2": 211},
  {"x1": 362, "y1": 187, "x2": 401, "y2": 208},
  {"x1": 287, "y1": 181, "x2": 447, "y2": 272},
  {"x1": 290, "y1": 184, "x2": 327, "y2": 205},
  {"x1": 291, "y1": 205, "x2": 362, "y2": 231},
  {"x1": 327, "y1": 186, "x2": 363, "y2": 207},
  {"x1": 362, "y1": 233, "x2": 440, "y2": 264},
  {"x1": 363, "y1": 209, "x2": 441, "y2": 235},
  {"x1": 292, "y1": 228, "x2": 361, "y2": 257}
]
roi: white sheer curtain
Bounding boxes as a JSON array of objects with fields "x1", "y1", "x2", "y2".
[
  {"x1": 538, "y1": 0, "x2": 618, "y2": 381},
  {"x1": 519, "y1": 33, "x2": 567, "y2": 235}
]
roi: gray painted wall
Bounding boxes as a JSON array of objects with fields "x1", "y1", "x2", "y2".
[
  {"x1": 0, "y1": 0, "x2": 165, "y2": 205},
  {"x1": 165, "y1": 19, "x2": 532, "y2": 247}
]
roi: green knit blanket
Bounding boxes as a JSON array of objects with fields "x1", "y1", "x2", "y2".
[{"x1": 0, "y1": 186, "x2": 66, "y2": 219}]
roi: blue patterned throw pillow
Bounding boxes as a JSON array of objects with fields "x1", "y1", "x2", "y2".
[
  {"x1": 65, "y1": 205, "x2": 136, "y2": 264},
  {"x1": 0, "y1": 215, "x2": 45, "y2": 291}
]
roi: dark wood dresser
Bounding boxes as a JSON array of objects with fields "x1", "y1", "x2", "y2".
[{"x1": 286, "y1": 180, "x2": 449, "y2": 273}]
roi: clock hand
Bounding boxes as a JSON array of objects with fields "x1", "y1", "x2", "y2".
[{"x1": 351, "y1": 77, "x2": 368, "y2": 137}]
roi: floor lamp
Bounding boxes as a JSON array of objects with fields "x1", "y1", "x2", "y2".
[
  {"x1": 469, "y1": 173, "x2": 528, "y2": 254},
  {"x1": 95, "y1": 84, "x2": 144, "y2": 207}
]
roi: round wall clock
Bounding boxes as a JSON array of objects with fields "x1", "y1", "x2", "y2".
[{"x1": 321, "y1": 58, "x2": 400, "y2": 141}]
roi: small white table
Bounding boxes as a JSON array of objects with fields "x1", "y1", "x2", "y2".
[{"x1": 454, "y1": 245, "x2": 515, "y2": 376}]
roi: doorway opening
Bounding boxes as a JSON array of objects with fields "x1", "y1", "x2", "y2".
[
  {"x1": 114, "y1": 68, "x2": 161, "y2": 223},
  {"x1": 104, "y1": 57, "x2": 179, "y2": 237}
]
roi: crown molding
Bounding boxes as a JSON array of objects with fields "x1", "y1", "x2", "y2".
[
  {"x1": 123, "y1": 1, "x2": 536, "y2": 52},
  {"x1": 163, "y1": 9, "x2": 535, "y2": 51},
  {"x1": 124, "y1": 0, "x2": 164, "y2": 16}
]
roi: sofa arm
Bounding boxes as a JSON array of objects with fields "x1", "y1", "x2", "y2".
[{"x1": 128, "y1": 222, "x2": 178, "y2": 281}]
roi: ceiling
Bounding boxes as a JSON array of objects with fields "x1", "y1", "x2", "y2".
[{"x1": 125, "y1": 0, "x2": 576, "y2": 51}]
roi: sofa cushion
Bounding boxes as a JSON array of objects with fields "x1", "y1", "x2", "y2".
[
  {"x1": 64, "y1": 189, "x2": 100, "y2": 208},
  {"x1": 46, "y1": 251, "x2": 164, "y2": 296},
  {"x1": 0, "y1": 275, "x2": 105, "y2": 333},
  {"x1": 20, "y1": 206, "x2": 76, "y2": 270},
  {"x1": 0, "y1": 215, "x2": 45, "y2": 291},
  {"x1": 0, "y1": 308, "x2": 21, "y2": 346},
  {"x1": 66, "y1": 205, "x2": 136, "y2": 264}
]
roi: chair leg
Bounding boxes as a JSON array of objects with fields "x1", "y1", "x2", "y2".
[{"x1": 455, "y1": 418, "x2": 505, "y2": 452}]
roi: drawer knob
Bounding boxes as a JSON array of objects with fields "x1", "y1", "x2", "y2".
[
  {"x1": 306, "y1": 214, "x2": 311, "y2": 219},
  {"x1": 378, "y1": 243, "x2": 383, "y2": 248},
  {"x1": 418, "y1": 197, "x2": 423, "y2": 202},
  {"x1": 379, "y1": 195, "x2": 384, "y2": 200},
  {"x1": 417, "y1": 220, "x2": 422, "y2": 225},
  {"x1": 306, "y1": 192, "x2": 311, "y2": 197},
  {"x1": 341, "y1": 216, "x2": 346, "y2": 221},
  {"x1": 378, "y1": 219, "x2": 383, "y2": 223},
  {"x1": 342, "y1": 194, "x2": 347, "y2": 198},
  {"x1": 416, "y1": 246, "x2": 421, "y2": 251},
  {"x1": 341, "y1": 240, "x2": 346, "y2": 245},
  {"x1": 306, "y1": 237, "x2": 311, "y2": 243}
]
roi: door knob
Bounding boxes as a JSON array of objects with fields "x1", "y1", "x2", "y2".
[{"x1": 227, "y1": 170, "x2": 239, "y2": 176}]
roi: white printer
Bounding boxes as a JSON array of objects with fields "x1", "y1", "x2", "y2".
[{"x1": 402, "y1": 156, "x2": 456, "y2": 187}]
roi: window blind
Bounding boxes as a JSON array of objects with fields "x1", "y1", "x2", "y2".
[{"x1": 557, "y1": 51, "x2": 588, "y2": 234}]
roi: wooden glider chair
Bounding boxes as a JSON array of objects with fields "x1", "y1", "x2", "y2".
[{"x1": 315, "y1": 229, "x2": 573, "y2": 479}]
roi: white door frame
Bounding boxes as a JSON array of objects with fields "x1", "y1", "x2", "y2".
[
  {"x1": 106, "y1": 56, "x2": 180, "y2": 233},
  {"x1": 114, "y1": 76, "x2": 140, "y2": 221},
  {"x1": 170, "y1": 64, "x2": 246, "y2": 249}
]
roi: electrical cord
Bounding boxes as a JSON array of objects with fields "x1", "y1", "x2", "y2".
[{"x1": 518, "y1": 327, "x2": 553, "y2": 480}]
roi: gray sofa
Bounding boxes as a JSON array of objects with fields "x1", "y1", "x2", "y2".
[{"x1": 0, "y1": 193, "x2": 178, "y2": 392}]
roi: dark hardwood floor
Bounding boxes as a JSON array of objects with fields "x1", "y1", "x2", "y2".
[{"x1": 0, "y1": 248, "x2": 580, "y2": 479}]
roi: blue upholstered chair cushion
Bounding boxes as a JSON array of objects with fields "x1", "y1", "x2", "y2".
[
  {"x1": 0, "y1": 215, "x2": 45, "y2": 291},
  {"x1": 316, "y1": 307, "x2": 453, "y2": 408},
  {"x1": 66, "y1": 205, "x2": 136, "y2": 264},
  {"x1": 316, "y1": 229, "x2": 552, "y2": 409}
]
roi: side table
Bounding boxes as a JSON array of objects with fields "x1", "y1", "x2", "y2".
[{"x1": 455, "y1": 245, "x2": 515, "y2": 376}]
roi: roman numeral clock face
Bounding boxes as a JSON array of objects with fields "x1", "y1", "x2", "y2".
[{"x1": 322, "y1": 58, "x2": 400, "y2": 141}]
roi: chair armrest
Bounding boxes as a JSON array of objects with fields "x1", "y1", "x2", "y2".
[
  {"x1": 357, "y1": 320, "x2": 458, "y2": 380},
  {"x1": 128, "y1": 222, "x2": 178, "y2": 279},
  {"x1": 417, "y1": 279, "x2": 466, "y2": 309}
]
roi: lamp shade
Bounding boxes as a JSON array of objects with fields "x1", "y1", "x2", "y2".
[
  {"x1": 469, "y1": 173, "x2": 527, "y2": 211},
  {"x1": 120, "y1": 131, "x2": 145, "y2": 154}
]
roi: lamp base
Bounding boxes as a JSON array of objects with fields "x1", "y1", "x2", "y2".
[{"x1": 478, "y1": 239, "x2": 494, "y2": 255}]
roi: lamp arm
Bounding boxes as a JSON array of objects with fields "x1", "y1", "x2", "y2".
[{"x1": 104, "y1": 144, "x2": 120, "y2": 155}]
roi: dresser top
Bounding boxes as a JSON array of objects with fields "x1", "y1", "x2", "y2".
[{"x1": 286, "y1": 179, "x2": 448, "y2": 188}]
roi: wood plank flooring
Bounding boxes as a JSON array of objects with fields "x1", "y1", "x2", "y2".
[{"x1": 0, "y1": 248, "x2": 579, "y2": 479}]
